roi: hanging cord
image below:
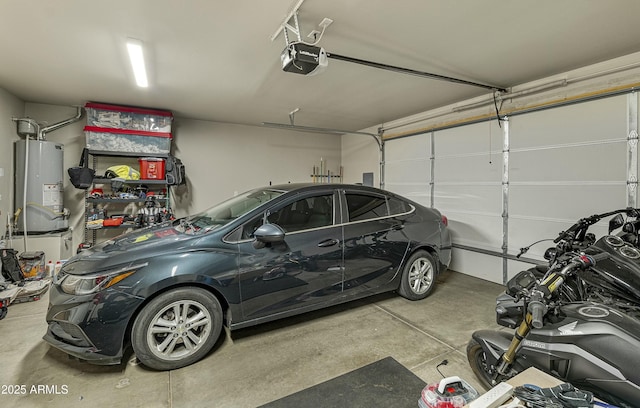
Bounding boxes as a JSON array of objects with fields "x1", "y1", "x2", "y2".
[
  {"x1": 493, "y1": 90, "x2": 503, "y2": 128},
  {"x1": 489, "y1": 119, "x2": 492, "y2": 164}
]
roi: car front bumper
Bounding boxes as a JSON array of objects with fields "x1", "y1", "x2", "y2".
[{"x1": 43, "y1": 284, "x2": 144, "y2": 365}]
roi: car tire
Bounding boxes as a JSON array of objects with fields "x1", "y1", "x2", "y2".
[
  {"x1": 398, "y1": 250, "x2": 437, "y2": 300},
  {"x1": 131, "y1": 287, "x2": 223, "y2": 370}
]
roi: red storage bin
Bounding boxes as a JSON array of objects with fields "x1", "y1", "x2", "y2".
[{"x1": 139, "y1": 158, "x2": 166, "y2": 180}]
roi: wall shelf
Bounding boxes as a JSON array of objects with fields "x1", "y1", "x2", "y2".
[{"x1": 84, "y1": 150, "x2": 171, "y2": 245}]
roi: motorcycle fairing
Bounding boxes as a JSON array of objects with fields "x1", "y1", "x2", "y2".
[
  {"x1": 520, "y1": 304, "x2": 640, "y2": 405},
  {"x1": 471, "y1": 330, "x2": 515, "y2": 369}
]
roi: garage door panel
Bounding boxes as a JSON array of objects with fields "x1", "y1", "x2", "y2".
[
  {"x1": 386, "y1": 183, "x2": 430, "y2": 208},
  {"x1": 510, "y1": 95, "x2": 627, "y2": 149},
  {"x1": 510, "y1": 142, "x2": 626, "y2": 182},
  {"x1": 385, "y1": 133, "x2": 429, "y2": 160},
  {"x1": 385, "y1": 158, "x2": 430, "y2": 184},
  {"x1": 435, "y1": 156, "x2": 502, "y2": 183},
  {"x1": 447, "y1": 213, "x2": 502, "y2": 251},
  {"x1": 450, "y1": 248, "x2": 503, "y2": 284},
  {"x1": 510, "y1": 184, "x2": 625, "y2": 220},
  {"x1": 435, "y1": 121, "x2": 502, "y2": 156},
  {"x1": 434, "y1": 184, "x2": 502, "y2": 214}
]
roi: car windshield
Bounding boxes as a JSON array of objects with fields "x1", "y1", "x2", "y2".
[{"x1": 178, "y1": 187, "x2": 285, "y2": 234}]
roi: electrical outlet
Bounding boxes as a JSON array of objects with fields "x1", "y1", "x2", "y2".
[{"x1": 319, "y1": 18, "x2": 333, "y2": 29}]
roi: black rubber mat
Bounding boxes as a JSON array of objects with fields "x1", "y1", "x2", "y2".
[{"x1": 259, "y1": 356, "x2": 426, "y2": 408}]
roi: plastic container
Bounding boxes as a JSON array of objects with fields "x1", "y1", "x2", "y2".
[
  {"x1": 85, "y1": 102, "x2": 173, "y2": 133},
  {"x1": 419, "y1": 377, "x2": 479, "y2": 408},
  {"x1": 84, "y1": 126, "x2": 172, "y2": 154},
  {"x1": 139, "y1": 158, "x2": 166, "y2": 180},
  {"x1": 54, "y1": 261, "x2": 63, "y2": 276}
]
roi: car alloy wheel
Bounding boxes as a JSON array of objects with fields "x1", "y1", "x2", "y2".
[
  {"x1": 132, "y1": 287, "x2": 223, "y2": 370},
  {"x1": 398, "y1": 250, "x2": 436, "y2": 300},
  {"x1": 147, "y1": 299, "x2": 212, "y2": 359}
]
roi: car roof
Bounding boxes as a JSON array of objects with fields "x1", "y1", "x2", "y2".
[{"x1": 267, "y1": 183, "x2": 387, "y2": 195}]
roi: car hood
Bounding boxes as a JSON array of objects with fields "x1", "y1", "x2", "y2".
[{"x1": 62, "y1": 223, "x2": 202, "y2": 275}]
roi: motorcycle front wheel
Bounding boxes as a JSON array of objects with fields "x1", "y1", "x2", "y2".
[{"x1": 466, "y1": 338, "x2": 512, "y2": 390}]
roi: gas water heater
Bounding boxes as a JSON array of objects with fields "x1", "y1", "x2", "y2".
[
  {"x1": 12, "y1": 107, "x2": 83, "y2": 234},
  {"x1": 14, "y1": 139, "x2": 68, "y2": 233}
]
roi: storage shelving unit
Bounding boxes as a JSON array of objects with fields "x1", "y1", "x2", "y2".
[{"x1": 83, "y1": 149, "x2": 171, "y2": 244}]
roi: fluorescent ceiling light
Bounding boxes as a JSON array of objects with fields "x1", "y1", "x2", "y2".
[{"x1": 126, "y1": 38, "x2": 148, "y2": 88}]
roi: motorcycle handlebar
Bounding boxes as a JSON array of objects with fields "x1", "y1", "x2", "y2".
[
  {"x1": 556, "y1": 253, "x2": 606, "y2": 277},
  {"x1": 552, "y1": 208, "x2": 640, "y2": 244},
  {"x1": 589, "y1": 252, "x2": 609, "y2": 263},
  {"x1": 528, "y1": 300, "x2": 546, "y2": 329},
  {"x1": 527, "y1": 253, "x2": 606, "y2": 328}
]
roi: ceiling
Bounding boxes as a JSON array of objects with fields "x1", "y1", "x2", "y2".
[{"x1": 2, "y1": 0, "x2": 640, "y2": 132}]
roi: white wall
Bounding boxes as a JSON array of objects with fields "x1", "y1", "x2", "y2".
[
  {"x1": 170, "y1": 119, "x2": 341, "y2": 218},
  {"x1": 0, "y1": 87, "x2": 25, "y2": 230},
  {"x1": 342, "y1": 52, "x2": 640, "y2": 284}
]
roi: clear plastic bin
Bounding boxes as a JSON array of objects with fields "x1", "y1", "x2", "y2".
[
  {"x1": 85, "y1": 126, "x2": 172, "y2": 154},
  {"x1": 85, "y1": 102, "x2": 173, "y2": 133}
]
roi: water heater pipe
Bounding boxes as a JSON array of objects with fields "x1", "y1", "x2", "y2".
[
  {"x1": 23, "y1": 139, "x2": 29, "y2": 250},
  {"x1": 37, "y1": 106, "x2": 83, "y2": 140},
  {"x1": 12, "y1": 118, "x2": 39, "y2": 251}
]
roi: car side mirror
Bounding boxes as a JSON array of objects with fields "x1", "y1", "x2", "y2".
[
  {"x1": 252, "y1": 223, "x2": 285, "y2": 249},
  {"x1": 608, "y1": 214, "x2": 624, "y2": 234}
]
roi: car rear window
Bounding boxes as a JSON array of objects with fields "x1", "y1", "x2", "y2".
[
  {"x1": 388, "y1": 197, "x2": 411, "y2": 215},
  {"x1": 346, "y1": 194, "x2": 388, "y2": 222}
]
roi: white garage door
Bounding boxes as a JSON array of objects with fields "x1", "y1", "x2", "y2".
[{"x1": 384, "y1": 93, "x2": 637, "y2": 284}]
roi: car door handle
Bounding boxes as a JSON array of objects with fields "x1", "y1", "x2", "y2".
[
  {"x1": 263, "y1": 267, "x2": 285, "y2": 281},
  {"x1": 317, "y1": 238, "x2": 339, "y2": 248}
]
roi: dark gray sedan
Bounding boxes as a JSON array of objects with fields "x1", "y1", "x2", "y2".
[{"x1": 44, "y1": 183, "x2": 451, "y2": 370}]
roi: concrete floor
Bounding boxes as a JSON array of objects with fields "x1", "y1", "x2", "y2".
[{"x1": 0, "y1": 270, "x2": 505, "y2": 408}]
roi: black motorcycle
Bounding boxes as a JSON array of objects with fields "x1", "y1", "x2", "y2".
[
  {"x1": 468, "y1": 252, "x2": 640, "y2": 407},
  {"x1": 517, "y1": 208, "x2": 640, "y2": 319}
]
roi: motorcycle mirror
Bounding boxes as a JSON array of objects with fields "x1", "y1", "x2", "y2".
[
  {"x1": 608, "y1": 214, "x2": 624, "y2": 234},
  {"x1": 544, "y1": 247, "x2": 557, "y2": 260}
]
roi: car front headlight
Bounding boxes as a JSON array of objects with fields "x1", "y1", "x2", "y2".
[{"x1": 59, "y1": 263, "x2": 147, "y2": 295}]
